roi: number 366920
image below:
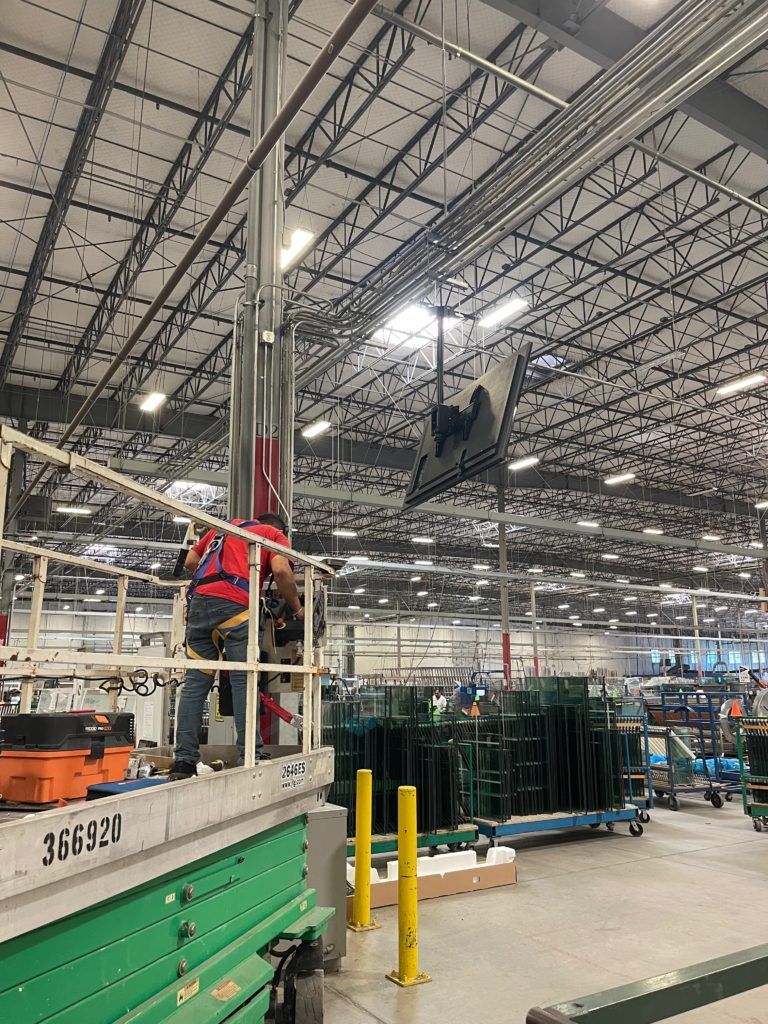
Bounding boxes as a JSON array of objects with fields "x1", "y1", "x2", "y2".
[{"x1": 42, "y1": 813, "x2": 122, "y2": 866}]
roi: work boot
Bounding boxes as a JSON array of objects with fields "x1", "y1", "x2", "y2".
[{"x1": 168, "y1": 759, "x2": 197, "y2": 780}]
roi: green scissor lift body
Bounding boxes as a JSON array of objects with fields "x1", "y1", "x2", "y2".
[
  {"x1": 0, "y1": 816, "x2": 330, "y2": 1023},
  {"x1": 0, "y1": 748, "x2": 336, "y2": 1024}
]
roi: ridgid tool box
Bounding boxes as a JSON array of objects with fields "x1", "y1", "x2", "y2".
[{"x1": 0, "y1": 711, "x2": 134, "y2": 803}]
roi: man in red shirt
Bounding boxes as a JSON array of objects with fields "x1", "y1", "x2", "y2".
[{"x1": 170, "y1": 513, "x2": 303, "y2": 778}]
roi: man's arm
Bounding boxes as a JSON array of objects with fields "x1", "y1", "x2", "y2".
[
  {"x1": 271, "y1": 554, "x2": 304, "y2": 619},
  {"x1": 184, "y1": 549, "x2": 201, "y2": 573}
]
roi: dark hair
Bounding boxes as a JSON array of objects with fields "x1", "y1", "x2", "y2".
[{"x1": 257, "y1": 512, "x2": 287, "y2": 532}]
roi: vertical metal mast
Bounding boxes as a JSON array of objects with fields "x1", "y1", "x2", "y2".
[{"x1": 230, "y1": 0, "x2": 288, "y2": 521}]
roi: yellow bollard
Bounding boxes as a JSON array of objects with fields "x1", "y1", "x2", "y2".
[
  {"x1": 348, "y1": 769, "x2": 380, "y2": 931},
  {"x1": 386, "y1": 785, "x2": 431, "y2": 987}
]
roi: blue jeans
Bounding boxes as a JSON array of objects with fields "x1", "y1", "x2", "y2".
[{"x1": 175, "y1": 595, "x2": 262, "y2": 765}]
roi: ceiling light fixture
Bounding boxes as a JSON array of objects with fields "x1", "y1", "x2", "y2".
[
  {"x1": 738, "y1": 572, "x2": 751, "y2": 579},
  {"x1": 604, "y1": 472, "x2": 636, "y2": 485},
  {"x1": 410, "y1": 576, "x2": 422, "y2": 582},
  {"x1": 332, "y1": 528, "x2": 357, "y2": 538},
  {"x1": 150, "y1": 562, "x2": 162, "y2": 570},
  {"x1": 173, "y1": 516, "x2": 191, "y2": 524},
  {"x1": 417, "y1": 590, "x2": 429, "y2": 597},
  {"x1": 479, "y1": 295, "x2": 529, "y2": 328},
  {"x1": 347, "y1": 556, "x2": 370, "y2": 563},
  {"x1": 301, "y1": 419, "x2": 331, "y2": 439},
  {"x1": 13, "y1": 573, "x2": 24, "y2": 581},
  {"x1": 527, "y1": 568, "x2": 543, "y2": 574},
  {"x1": 377, "y1": 598, "x2": 389, "y2": 605},
  {"x1": 354, "y1": 587, "x2": 365, "y2": 594},
  {"x1": 280, "y1": 228, "x2": 314, "y2": 270},
  {"x1": 427, "y1": 602, "x2": 438, "y2": 608},
  {"x1": 577, "y1": 520, "x2": 599, "y2": 528},
  {"x1": 659, "y1": 583, "x2": 673, "y2": 589},
  {"x1": 701, "y1": 534, "x2": 721, "y2": 542},
  {"x1": 508, "y1": 455, "x2": 540, "y2": 472},
  {"x1": 473, "y1": 563, "x2": 490, "y2": 570},
  {"x1": 55, "y1": 505, "x2": 93, "y2": 516},
  {"x1": 348, "y1": 604, "x2": 360, "y2": 610},
  {"x1": 95, "y1": 589, "x2": 105, "y2": 596},
  {"x1": 691, "y1": 566, "x2": 708, "y2": 573},
  {"x1": 469, "y1": 595, "x2": 482, "y2": 602},
  {"x1": 602, "y1": 553, "x2": 620, "y2": 561},
  {"x1": 716, "y1": 372, "x2": 767, "y2": 396},
  {"x1": 414, "y1": 560, "x2": 433, "y2": 566},
  {"x1": 452, "y1": 619, "x2": 461, "y2": 625},
  {"x1": 625, "y1": 611, "x2": 637, "y2": 616},
  {"x1": 557, "y1": 603, "x2": 570, "y2": 610},
  {"x1": 411, "y1": 536, "x2": 433, "y2": 544},
  {"x1": 643, "y1": 527, "x2": 664, "y2": 535},
  {"x1": 570, "y1": 572, "x2": 586, "y2": 578},
  {"x1": 714, "y1": 605, "x2": 728, "y2": 612},
  {"x1": 139, "y1": 391, "x2": 166, "y2": 413},
  {"x1": 135, "y1": 605, "x2": 144, "y2": 613},
  {"x1": 593, "y1": 606, "x2": 605, "y2": 613}
]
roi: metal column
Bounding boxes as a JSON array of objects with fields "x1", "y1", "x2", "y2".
[
  {"x1": 530, "y1": 583, "x2": 540, "y2": 677},
  {"x1": 497, "y1": 477, "x2": 511, "y2": 682},
  {"x1": 691, "y1": 594, "x2": 704, "y2": 680},
  {"x1": 230, "y1": 0, "x2": 288, "y2": 521}
]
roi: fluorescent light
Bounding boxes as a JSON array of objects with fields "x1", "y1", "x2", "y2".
[
  {"x1": 659, "y1": 583, "x2": 673, "y2": 589},
  {"x1": 602, "y1": 553, "x2": 620, "y2": 561},
  {"x1": 755, "y1": 501, "x2": 768, "y2": 510},
  {"x1": 364, "y1": 613, "x2": 370, "y2": 619},
  {"x1": 750, "y1": 541, "x2": 765, "y2": 549},
  {"x1": 479, "y1": 295, "x2": 529, "y2": 328},
  {"x1": 173, "y1": 516, "x2": 191, "y2": 524},
  {"x1": 714, "y1": 606, "x2": 728, "y2": 612},
  {"x1": 13, "y1": 573, "x2": 24, "y2": 581},
  {"x1": 410, "y1": 576, "x2": 422, "y2": 583},
  {"x1": 609, "y1": 618, "x2": 619, "y2": 623},
  {"x1": 333, "y1": 528, "x2": 358, "y2": 538},
  {"x1": 452, "y1": 619, "x2": 461, "y2": 625},
  {"x1": 623, "y1": 596, "x2": 637, "y2": 602},
  {"x1": 139, "y1": 391, "x2": 166, "y2": 413},
  {"x1": 643, "y1": 527, "x2": 664, "y2": 535},
  {"x1": 674, "y1": 615, "x2": 687, "y2": 620},
  {"x1": 353, "y1": 587, "x2": 366, "y2": 594},
  {"x1": 593, "y1": 607, "x2": 605, "y2": 613},
  {"x1": 738, "y1": 572, "x2": 751, "y2": 579},
  {"x1": 508, "y1": 455, "x2": 539, "y2": 472},
  {"x1": 577, "y1": 520, "x2": 599, "y2": 528},
  {"x1": 417, "y1": 590, "x2": 429, "y2": 597},
  {"x1": 414, "y1": 560, "x2": 433, "y2": 566},
  {"x1": 411, "y1": 536, "x2": 433, "y2": 544},
  {"x1": 527, "y1": 568, "x2": 543, "y2": 574},
  {"x1": 568, "y1": 614, "x2": 579, "y2": 620},
  {"x1": 301, "y1": 419, "x2": 331, "y2": 439},
  {"x1": 427, "y1": 602, "x2": 438, "y2": 608},
  {"x1": 95, "y1": 588, "x2": 105, "y2": 596},
  {"x1": 557, "y1": 604, "x2": 570, "y2": 610},
  {"x1": 702, "y1": 617, "x2": 715, "y2": 623},
  {"x1": 55, "y1": 505, "x2": 93, "y2": 516},
  {"x1": 150, "y1": 562, "x2": 162, "y2": 570},
  {"x1": 744, "y1": 609, "x2": 758, "y2": 615},
  {"x1": 604, "y1": 472, "x2": 636, "y2": 485},
  {"x1": 469, "y1": 595, "x2": 482, "y2": 602},
  {"x1": 475, "y1": 579, "x2": 490, "y2": 586},
  {"x1": 701, "y1": 534, "x2": 721, "y2": 542},
  {"x1": 347, "y1": 556, "x2": 370, "y2": 563},
  {"x1": 625, "y1": 611, "x2": 637, "y2": 616},
  {"x1": 84, "y1": 597, "x2": 101, "y2": 603},
  {"x1": 616, "y1": 577, "x2": 630, "y2": 583},
  {"x1": 610, "y1": 625, "x2": 618, "y2": 630},
  {"x1": 280, "y1": 228, "x2": 314, "y2": 270},
  {"x1": 691, "y1": 566, "x2": 708, "y2": 573},
  {"x1": 647, "y1": 613, "x2": 658, "y2": 618},
  {"x1": 573, "y1": 621, "x2": 583, "y2": 626},
  {"x1": 473, "y1": 563, "x2": 490, "y2": 570},
  {"x1": 377, "y1": 598, "x2": 389, "y2": 605},
  {"x1": 135, "y1": 606, "x2": 144, "y2": 612},
  {"x1": 374, "y1": 304, "x2": 458, "y2": 350},
  {"x1": 716, "y1": 372, "x2": 767, "y2": 396},
  {"x1": 570, "y1": 572, "x2": 586, "y2": 578},
  {"x1": 28, "y1": 535, "x2": 38, "y2": 542},
  {"x1": 348, "y1": 604, "x2": 360, "y2": 610}
]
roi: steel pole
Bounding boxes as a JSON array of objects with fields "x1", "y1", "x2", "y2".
[
  {"x1": 348, "y1": 768, "x2": 379, "y2": 931},
  {"x1": 10, "y1": 0, "x2": 381, "y2": 520},
  {"x1": 386, "y1": 785, "x2": 430, "y2": 987},
  {"x1": 530, "y1": 583, "x2": 540, "y2": 678},
  {"x1": 691, "y1": 594, "x2": 704, "y2": 680},
  {"x1": 497, "y1": 477, "x2": 511, "y2": 682}
]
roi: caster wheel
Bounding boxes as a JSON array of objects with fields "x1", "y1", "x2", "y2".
[
  {"x1": 725, "y1": 792, "x2": 733, "y2": 802},
  {"x1": 639, "y1": 810, "x2": 650, "y2": 824},
  {"x1": 606, "y1": 822, "x2": 615, "y2": 832},
  {"x1": 654, "y1": 790, "x2": 665, "y2": 799},
  {"x1": 753, "y1": 818, "x2": 763, "y2": 832},
  {"x1": 711, "y1": 792, "x2": 724, "y2": 809},
  {"x1": 427, "y1": 846, "x2": 437, "y2": 857},
  {"x1": 704, "y1": 791, "x2": 712, "y2": 802},
  {"x1": 669, "y1": 795, "x2": 680, "y2": 811},
  {"x1": 629, "y1": 821, "x2": 644, "y2": 837}
]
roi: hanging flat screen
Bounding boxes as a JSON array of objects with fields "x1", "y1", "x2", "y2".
[{"x1": 403, "y1": 343, "x2": 531, "y2": 509}]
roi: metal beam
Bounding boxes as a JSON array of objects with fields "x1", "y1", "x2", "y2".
[
  {"x1": 495, "y1": 0, "x2": 768, "y2": 160},
  {"x1": 0, "y1": 0, "x2": 146, "y2": 388}
]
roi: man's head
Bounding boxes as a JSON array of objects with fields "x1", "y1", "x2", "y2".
[{"x1": 257, "y1": 512, "x2": 287, "y2": 533}]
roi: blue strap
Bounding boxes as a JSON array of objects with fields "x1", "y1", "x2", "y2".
[{"x1": 190, "y1": 520, "x2": 263, "y2": 596}]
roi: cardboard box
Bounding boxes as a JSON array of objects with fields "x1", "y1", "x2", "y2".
[{"x1": 346, "y1": 859, "x2": 517, "y2": 913}]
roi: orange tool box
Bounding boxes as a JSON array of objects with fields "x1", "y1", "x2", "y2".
[{"x1": 0, "y1": 711, "x2": 134, "y2": 804}]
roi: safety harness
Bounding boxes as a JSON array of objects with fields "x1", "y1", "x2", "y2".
[{"x1": 188, "y1": 518, "x2": 262, "y2": 602}]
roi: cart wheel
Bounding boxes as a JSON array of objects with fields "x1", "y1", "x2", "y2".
[
  {"x1": 606, "y1": 821, "x2": 615, "y2": 832},
  {"x1": 654, "y1": 790, "x2": 665, "y2": 799},
  {"x1": 639, "y1": 810, "x2": 650, "y2": 824},
  {"x1": 711, "y1": 792, "x2": 724, "y2": 809},
  {"x1": 427, "y1": 846, "x2": 437, "y2": 857},
  {"x1": 589, "y1": 823, "x2": 600, "y2": 829},
  {"x1": 725, "y1": 792, "x2": 733, "y2": 802},
  {"x1": 753, "y1": 818, "x2": 763, "y2": 832},
  {"x1": 629, "y1": 821, "x2": 644, "y2": 837},
  {"x1": 669, "y1": 795, "x2": 680, "y2": 811},
  {"x1": 704, "y1": 791, "x2": 712, "y2": 802}
]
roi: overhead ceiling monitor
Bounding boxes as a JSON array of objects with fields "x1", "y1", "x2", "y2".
[{"x1": 403, "y1": 342, "x2": 532, "y2": 509}]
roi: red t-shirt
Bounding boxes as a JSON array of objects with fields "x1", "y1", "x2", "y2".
[{"x1": 191, "y1": 521, "x2": 291, "y2": 607}]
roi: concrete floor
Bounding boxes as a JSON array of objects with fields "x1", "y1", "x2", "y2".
[{"x1": 327, "y1": 801, "x2": 767, "y2": 1024}]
